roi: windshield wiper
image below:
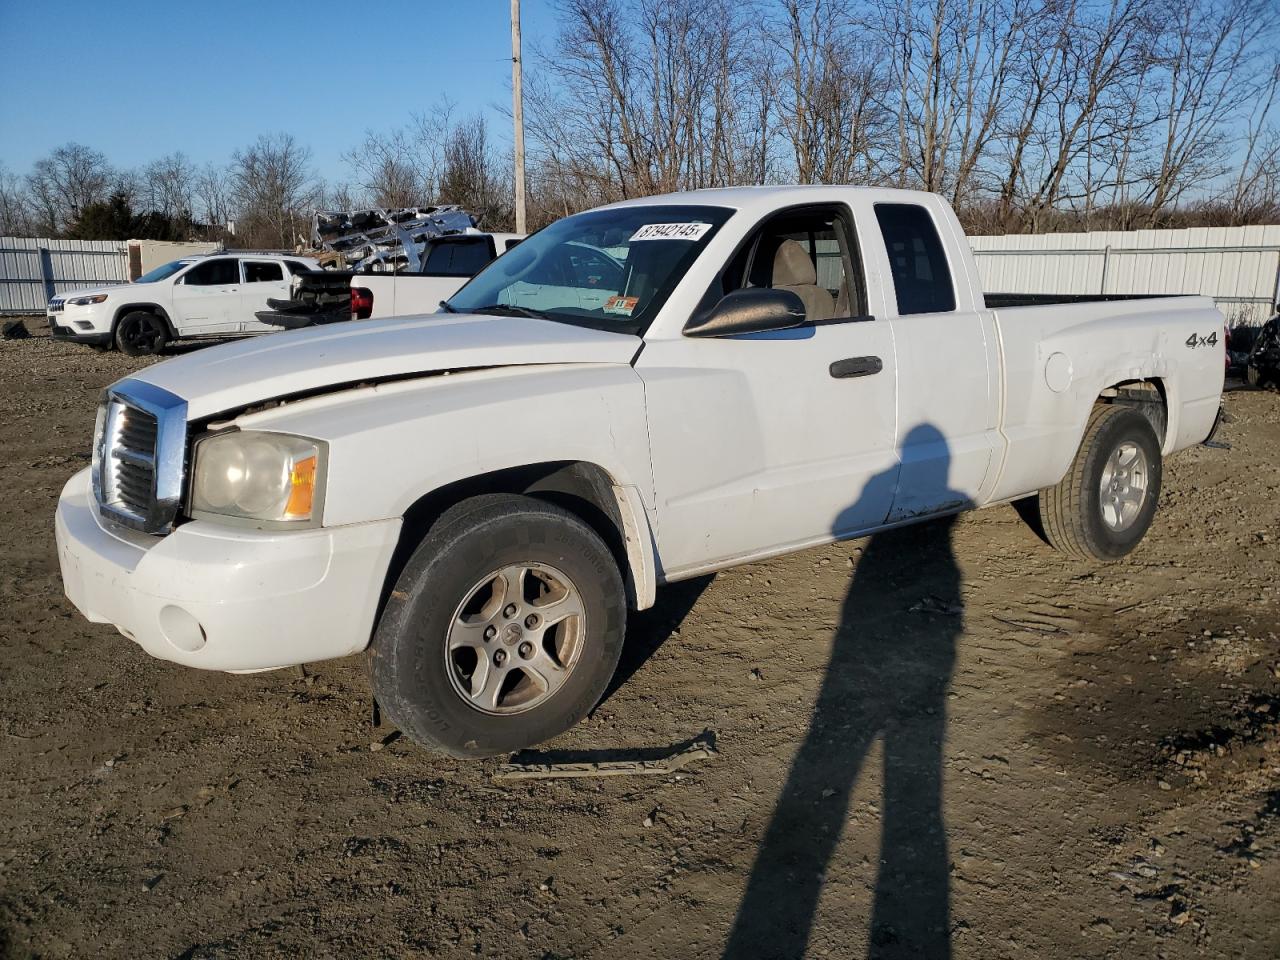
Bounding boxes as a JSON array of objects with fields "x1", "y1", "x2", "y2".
[{"x1": 463, "y1": 303, "x2": 552, "y2": 320}]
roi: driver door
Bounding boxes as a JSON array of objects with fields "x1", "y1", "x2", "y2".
[
  {"x1": 171, "y1": 258, "x2": 241, "y2": 334},
  {"x1": 636, "y1": 205, "x2": 900, "y2": 576}
]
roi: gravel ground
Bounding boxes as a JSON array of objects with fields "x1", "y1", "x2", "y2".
[{"x1": 1, "y1": 319, "x2": 1278, "y2": 959}]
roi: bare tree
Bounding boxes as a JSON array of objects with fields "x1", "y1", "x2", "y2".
[
  {"x1": 437, "y1": 114, "x2": 513, "y2": 227},
  {"x1": 228, "y1": 134, "x2": 320, "y2": 248},
  {"x1": 195, "y1": 163, "x2": 233, "y2": 235},
  {"x1": 771, "y1": 0, "x2": 891, "y2": 185},
  {"x1": 0, "y1": 165, "x2": 34, "y2": 236},
  {"x1": 140, "y1": 152, "x2": 198, "y2": 221},
  {"x1": 1138, "y1": 0, "x2": 1273, "y2": 224},
  {"x1": 1226, "y1": 56, "x2": 1280, "y2": 224},
  {"x1": 343, "y1": 127, "x2": 427, "y2": 208},
  {"x1": 24, "y1": 142, "x2": 116, "y2": 234}
]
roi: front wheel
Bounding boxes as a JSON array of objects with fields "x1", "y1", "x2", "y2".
[
  {"x1": 369, "y1": 494, "x2": 626, "y2": 758},
  {"x1": 1035, "y1": 405, "x2": 1162, "y2": 561},
  {"x1": 114, "y1": 311, "x2": 169, "y2": 357}
]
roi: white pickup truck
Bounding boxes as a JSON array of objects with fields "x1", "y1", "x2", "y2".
[
  {"x1": 49, "y1": 253, "x2": 319, "y2": 355},
  {"x1": 54, "y1": 186, "x2": 1225, "y2": 757},
  {"x1": 353, "y1": 231, "x2": 524, "y2": 320}
]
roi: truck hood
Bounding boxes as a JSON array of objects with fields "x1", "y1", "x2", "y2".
[{"x1": 131, "y1": 313, "x2": 641, "y2": 419}]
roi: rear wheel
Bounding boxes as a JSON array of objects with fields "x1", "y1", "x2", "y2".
[
  {"x1": 114, "y1": 311, "x2": 169, "y2": 357},
  {"x1": 369, "y1": 494, "x2": 626, "y2": 758},
  {"x1": 1035, "y1": 405, "x2": 1162, "y2": 561}
]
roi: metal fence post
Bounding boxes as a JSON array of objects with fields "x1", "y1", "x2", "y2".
[
  {"x1": 36, "y1": 245, "x2": 53, "y2": 305},
  {"x1": 1099, "y1": 245, "x2": 1111, "y2": 295}
]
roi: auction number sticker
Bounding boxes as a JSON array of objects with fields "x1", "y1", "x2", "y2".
[
  {"x1": 603, "y1": 295, "x2": 640, "y2": 316},
  {"x1": 630, "y1": 222, "x2": 712, "y2": 242}
]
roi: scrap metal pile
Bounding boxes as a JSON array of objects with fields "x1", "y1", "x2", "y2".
[{"x1": 309, "y1": 205, "x2": 479, "y2": 273}]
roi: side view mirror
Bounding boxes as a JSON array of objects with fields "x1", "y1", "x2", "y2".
[{"x1": 683, "y1": 288, "x2": 807, "y2": 338}]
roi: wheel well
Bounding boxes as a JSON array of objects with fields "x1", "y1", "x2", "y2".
[
  {"x1": 1096, "y1": 378, "x2": 1167, "y2": 445},
  {"x1": 379, "y1": 462, "x2": 637, "y2": 619},
  {"x1": 113, "y1": 303, "x2": 175, "y2": 338}
]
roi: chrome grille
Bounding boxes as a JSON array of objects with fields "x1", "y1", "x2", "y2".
[
  {"x1": 48, "y1": 298, "x2": 64, "y2": 313},
  {"x1": 93, "y1": 380, "x2": 188, "y2": 534}
]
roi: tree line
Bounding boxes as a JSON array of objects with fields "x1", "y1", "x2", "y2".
[{"x1": 2, "y1": 0, "x2": 1277, "y2": 248}]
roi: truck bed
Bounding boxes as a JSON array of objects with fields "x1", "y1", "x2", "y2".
[{"x1": 984, "y1": 292, "x2": 1182, "y2": 308}]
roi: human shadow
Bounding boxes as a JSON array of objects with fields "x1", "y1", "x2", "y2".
[{"x1": 723, "y1": 424, "x2": 965, "y2": 959}]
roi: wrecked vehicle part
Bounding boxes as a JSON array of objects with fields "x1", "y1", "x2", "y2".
[
  {"x1": 1245, "y1": 315, "x2": 1280, "y2": 389},
  {"x1": 310, "y1": 206, "x2": 478, "y2": 274}
]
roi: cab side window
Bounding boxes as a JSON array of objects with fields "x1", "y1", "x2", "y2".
[
  {"x1": 183, "y1": 259, "x2": 239, "y2": 286},
  {"x1": 874, "y1": 204, "x2": 955, "y2": 315},
  {"x1": 722, "y1": 208, "x2": 864, "y2": 323}
]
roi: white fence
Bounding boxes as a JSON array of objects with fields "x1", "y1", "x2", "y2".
[
  {"x1": 0, "y1": 237, "x2": 127, "y2": 314},
  {"x1": 971, "y1": 224, "x2": 1280, "y2": 328}
]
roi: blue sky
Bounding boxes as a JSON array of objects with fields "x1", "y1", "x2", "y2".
[{"x1": 0, "y1": 0, "x2": 555, "y2": 183}]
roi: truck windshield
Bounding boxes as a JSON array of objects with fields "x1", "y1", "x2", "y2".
[
  {"x1": 446, "y1": 204, "x2": 734, "y2": 334},
  {"x1": 135, "y1": 259, "x2": 195, "y2": 283}
]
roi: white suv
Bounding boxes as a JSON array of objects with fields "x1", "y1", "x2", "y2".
[{"x1": 48, "y1": 254, "x2": 319, "y2": 356}]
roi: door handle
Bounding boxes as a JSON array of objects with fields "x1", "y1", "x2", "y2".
[{"x1": 829, "y1": 356, "x2": 883, "y2": 378}]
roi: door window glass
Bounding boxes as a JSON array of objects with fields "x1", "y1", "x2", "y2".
[
  {"x1": 874, "y1": 204, "x2": 956, "y2": 314},
  {"x1": 183, "y1": 259, "x2": 238, "y2": 286},
  {"x1": 244, "y1": 261, "x2": 284, "y2": 283},
  {"x1": 723, "y1": 208, "x2": 862, "y2": 322}
]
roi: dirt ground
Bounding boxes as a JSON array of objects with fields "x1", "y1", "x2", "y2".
[{"x1": 1, "y1": 318, "x2": 1278, "y2": 960}]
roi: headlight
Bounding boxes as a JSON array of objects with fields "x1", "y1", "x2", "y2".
[
  {"x1": 68, "y1": 294, "x2": 108, "y2": 306},
  {"x1": 190, "y1": 431, "x2": 326, "y2": 526}
]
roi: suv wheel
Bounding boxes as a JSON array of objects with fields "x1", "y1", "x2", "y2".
[
  {"x1": 369, "y1": 494, "x2": 626, "y2": 758},
  {"x1": 115, "y1": 311, "x2": 169, "y2": 357}
]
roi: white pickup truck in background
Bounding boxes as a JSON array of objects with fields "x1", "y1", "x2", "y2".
[
  {"x1": 354, "y1": 231, "x2": 524, "y2": 320},
  {"x1": 49, "y1": 253, "x2": 318, "y2": 355},
  {"x1": 55, "y1": 186, "x2": 1225, "y2": 758},
  {"x1": 257, "y1": 232, "x2": 524, "y2": 329}
]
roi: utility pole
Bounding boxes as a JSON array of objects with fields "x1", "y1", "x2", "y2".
[{"x1": 511, "y1": 0, "x2": 527, "y2": 234}]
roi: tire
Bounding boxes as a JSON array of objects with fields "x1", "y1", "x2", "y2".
[
  {"x1": 369, "y1": 494, "x2": 626, "y2": 758},
  {"x1": 114, "y1": 311, "x2": 169, "y2": 357},
  {"x1": 1035, "y1": 405, "x2": 1162, "y2": 561}
]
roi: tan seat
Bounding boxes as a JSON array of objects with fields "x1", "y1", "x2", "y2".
[{"x1": 772, "y1": 240, "x2": 835, "y2": 322}]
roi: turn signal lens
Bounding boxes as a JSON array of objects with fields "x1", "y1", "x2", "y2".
[{"x1": 284, "y1": 455, "x2": 317, "y2": 519}]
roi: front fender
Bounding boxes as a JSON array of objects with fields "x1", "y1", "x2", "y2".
[{"x1": 232, "y1": 363, "x2": 659, "y2": 606}]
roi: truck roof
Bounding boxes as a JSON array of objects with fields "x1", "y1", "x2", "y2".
[{"x1": 599, "y1": 184, "x2": 937, "y2": 215}]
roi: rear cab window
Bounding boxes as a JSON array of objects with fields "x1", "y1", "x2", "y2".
[
  {"x1": 420, "y1": 238, "x2": 495, "y2": 277},
  {"x1": 874, "y1": 204, "x2": 955, "y2": 314}
]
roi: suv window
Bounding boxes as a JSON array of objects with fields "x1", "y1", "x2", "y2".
[
  {"x1": 874, "y1": 204, "x2": 955, "y2": 314},
  {"x1": 722, "y1": 207, "x2": 863, "y2": 322},
  {"x1": 285, "y1": 260, "x2": 313, "y2": 276},
  {"x1": 421, "y1": 238, "x2": 493, "y2": 277},
  {"x1": 243, "y1": 261, "x2": 284, "y2": 283},
  {"x1": 183, "y1": 258, "x2": 239, "y2": 286}
]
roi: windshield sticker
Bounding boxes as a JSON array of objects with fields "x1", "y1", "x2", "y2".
[
  {"x1": 603, "y1": 294, "x2": 640, "y2": 316},
  {"x1": 630, "y1": 222, "x2": 712, "y2": 242}
]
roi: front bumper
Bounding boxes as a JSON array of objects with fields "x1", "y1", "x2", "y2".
[
  {"x1": 54, "y1": 468, "x2": 402, "y2": 672},
  {"x1": 48, "y1": 316, "x2": 112, "y2": 347}
]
